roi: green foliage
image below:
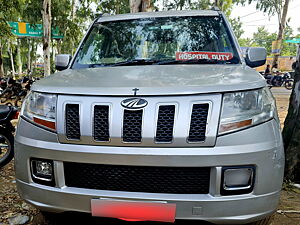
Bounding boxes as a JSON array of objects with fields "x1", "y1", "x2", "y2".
[
  {"x1": 0, "y1": 0, "x2": 22, "y2": 38},
  {"x1": 96, "y1": 0, "x2": 130, "y2": 14},
  {"x1": 252, "y1": 27, "x2": 277, "y2": 55},
  {"x1": 238, "y1": 37, "x2": 252, "y2": 47},
  {"x1": 238, "y1": 0, "x2": 283, "y2": 16},
  {"x1": 281, "y1": 25, "x2": 297, "y2": 56},
  {"x1": 229, "y1": 17, "x2": 244, "y2": 39},
  {"x1": 238, "y1": 25, "x2": 299, "y2": 57},
  {"x1": 160, "y1": 0, "x2": 235, "y2": 13}
]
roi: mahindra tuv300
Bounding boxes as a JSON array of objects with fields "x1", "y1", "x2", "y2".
[{"x1": 15, "y1": 9, "x2": 284, "y2": 225}]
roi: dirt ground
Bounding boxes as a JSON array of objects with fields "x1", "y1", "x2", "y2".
[{"x1": 1, "y1": 87, "x2": 300, "y2": 225}]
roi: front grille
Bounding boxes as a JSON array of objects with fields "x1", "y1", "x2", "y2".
[
  {"x1": 156, "y1": 105, "x2": 175, "y2": 143},
  {"x1": 65, "y1": 104, "x2": 80, "y2": 140},
  {"x1": 61, "y1": 95, "x2": 213, "y2": 146},
  {"x1": 188, "y1": 104, "x2": 209, "y2": 142},
  {"x1": 94, "y1": 105, "x2": 110, "y2": 142},
  {"x1": 123, "y1": 110, "x2": 143, "y2": 142},
  {"x1": 64, "y1": 162, "x2": 211, "y2": 194}
]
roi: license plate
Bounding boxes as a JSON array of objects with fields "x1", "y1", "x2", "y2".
[{"x1": 91, "y1": 198, "x2": 176, "y2": 223}]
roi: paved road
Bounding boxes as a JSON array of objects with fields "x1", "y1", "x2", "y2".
[{"x1": 270, "y1": 87, "x2": 292, "y2": 96}]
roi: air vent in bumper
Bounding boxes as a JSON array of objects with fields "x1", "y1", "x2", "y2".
[{"x1": 64, "y1": 162, "x2": 211, "y2": 194}]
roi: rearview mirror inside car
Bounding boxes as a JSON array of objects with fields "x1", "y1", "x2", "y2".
[{"x1": 55, "y1": 54, "x2": 72, "y2": 71}]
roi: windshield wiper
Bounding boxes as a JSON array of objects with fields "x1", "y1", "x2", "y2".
[
  {"x1": 88, "y1": 59, "x2": 158, "y2": 68},
  {"x1": 155, "y1": 58, "x2": 229, "y2": 65},
  {"x1": 88, "y1": 63, "x2": 107, "y2": 68},
  {"x1": 88, "y1": 57, "x2": 237, "y2": 68},
  {"x1": 109, "y1": 59, "x2": 159, "y2": 66}
]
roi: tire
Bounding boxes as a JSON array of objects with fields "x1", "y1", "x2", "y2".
[
  {"x1": 0, "y1": 128, "x2": 14, "y2": 168},
  {"x1": 284, "y1": 80, "x2": 294, "y2": 90},
  {"x1": 0, "y1": 90, "x2": 12, "y2": 103},
  {"x1": 247, "y1": 215, "x2": 273, "y2": 225},
  {"x1": 14, "y1": 96, "x2": 23, "y2": 107},
  {"x1": 41, "y1": 211, "x2": 61, "y2": 225}
]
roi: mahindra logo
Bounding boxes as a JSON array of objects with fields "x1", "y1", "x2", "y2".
[{"x1": 121, "y1": 98, "x2": 148, "y2": 109}]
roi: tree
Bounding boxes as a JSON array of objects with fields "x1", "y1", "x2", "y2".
[
  {"x1": 229, "y1": 17, "x2": 244, "y2": 40},
  {"x1": 272, "y1": 0, "x2": 290, "y2": 67},
  {"x1": 282, "y1": 45, "x2": 300, "y2": 180},
  {"x1": 0, "y1": 0, "x2": 20, "y2": 77},
  {"x1": 130, "y1": 0, "x2": 152, "y2": 12},
  {"x1": 96, "y1": 0, "x2": 130, "y2": 15},
  {"x1": 252, "y1": 27, "x2": 277, "y2": 55},
  {"x1": 281, "y1": 25, "x2": 298, "y2": 56},
  {"x1": 42, "y1": 0, "x2": 52, "y2": 76},
  {"x1": 239, "y1": 0, "x2": 291, "y2": 67}
]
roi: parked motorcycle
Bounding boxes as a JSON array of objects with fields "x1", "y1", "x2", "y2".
[
  {"x1": 0, "y1": 77, "x2": 33, "y2": 107},
  {"x1": 0, "y1": 105, "x2": 19, "y2": 168},
  {"x1": 264, "y1": 72, "x2": 294, "y2": 90}
]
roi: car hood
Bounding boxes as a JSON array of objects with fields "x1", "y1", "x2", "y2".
[{"x1": 32, "y1": 64, "x2": 266, "y2": 96}]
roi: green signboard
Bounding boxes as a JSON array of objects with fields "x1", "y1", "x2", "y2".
[
  {"x1": 285, "y1": 38, "x2": 300, "y2": 44},
  {"x1": 8, "y1": 22, "x2": 64, "y2": 39}
]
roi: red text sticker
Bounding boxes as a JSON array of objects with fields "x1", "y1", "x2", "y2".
[{"x1": 176, "y1": 51, "x2": 233, "y2": 61}]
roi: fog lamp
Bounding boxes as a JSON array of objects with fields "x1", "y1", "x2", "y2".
[
  {"x1": 221, "y1": 166, "x2": 255, "y2": 195},
  {"x1": 31, "y1": 158, "x2": 55, "y2": 186}
]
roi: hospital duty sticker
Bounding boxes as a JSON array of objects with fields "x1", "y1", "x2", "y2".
[{"x1": 176, "y1": 51, "x2": 233, "y2": 61}]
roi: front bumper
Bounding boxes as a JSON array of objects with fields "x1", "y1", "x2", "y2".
[{"x1": 15, "y1": 118, "x2": 284, "y2": 224}]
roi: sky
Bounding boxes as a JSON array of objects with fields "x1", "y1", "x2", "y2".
[{"x1": 231, "y1": 0, "x2": 300, "y2": 39}]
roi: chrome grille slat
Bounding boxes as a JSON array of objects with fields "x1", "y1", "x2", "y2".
[
  {"x1": 65, "y1": 104, "x2": 80, "y2": 140},
  {"x1": 93, "y1": 105, "x2": 110, "y2": 142}
]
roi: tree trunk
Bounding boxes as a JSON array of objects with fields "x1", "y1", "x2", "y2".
[
  {"x1": 27, "y1": 39, "x2": 31, "y2": 74},
  {"x1": 0, "y1": 41, "x2": 4, "y2": 77},
  {"x1": 141, "y1": 0, "x2": 151, "y2": 11},
  {"x1": 42, "y1": 0, "x2": 51, "y2": 76},
  {"x1": 30, "y1": 40, "x2": 37, "y2": 77},
  {"x1": 130, "y1": 0, "x2": 151, "y2": 13},
  {"x1": 272, "y1": 0, "x2": 290, "y2": 68},
  {"x1": 8, "y1": 41, "x2": 15, "y2": 78},
  {"x1": 57, "y1": 39, "x2": 61, "y2": 55},
  {"x1": 17, "y1": 39, "x2": 22, "y2": 75},
  {"x1": 282, "y1": 44, "x2": 300, "y2": 181},
  {"x1": 130, "y1": 0, "x2": 142, "y2": 13},
  {"x1": 70, "y1": 0, "x2": 76, "y2": 55}
]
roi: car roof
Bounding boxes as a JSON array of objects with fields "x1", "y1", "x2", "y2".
[{"x1": 97, "y1": 10, "x2": 220, "y2": 23}]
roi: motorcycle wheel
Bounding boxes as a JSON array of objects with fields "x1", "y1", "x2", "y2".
[
  {"x1": 0, "y1": 92, "x2": 11, "y2": 103},
  {"x1": 0, "y1": 128, "x2": 14, "y2": 168},
  {"x1": 14, "y1": 96, "x2": 24, "y2": 107},
  {"x1": 285, "y1": 80, "x2": 294, "y2": 90}
]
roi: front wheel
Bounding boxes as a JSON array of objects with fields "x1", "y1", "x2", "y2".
[
  {"x1": 0, "y1": 128, "x2": 14, "y2": 168},
  {"x1": 284, "y1": 80, "x2": 294, "y2": 90}
]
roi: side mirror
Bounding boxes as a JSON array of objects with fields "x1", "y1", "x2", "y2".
[
  {"x1": 245, "y1": 47, "x2": 266, "y2": 68},
  {"x1": 55, "y1": 54, "x2": 72, "y2": 71}
]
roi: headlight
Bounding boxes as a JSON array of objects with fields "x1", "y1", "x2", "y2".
[
  {"x1": 219, "y1": 88, "x2": 276, "y2": 135},
  {"x1": 21, "y1": 91, "x2": 57, "y2": 131}
]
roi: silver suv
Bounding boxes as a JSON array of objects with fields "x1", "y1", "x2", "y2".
[{"x1": 15, "y1": 9, "x2": 284, "y2": 224}]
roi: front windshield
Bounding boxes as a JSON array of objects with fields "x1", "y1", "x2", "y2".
[{"x1": 72, "y1": 16, "x2": 240, "y2": 68}]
